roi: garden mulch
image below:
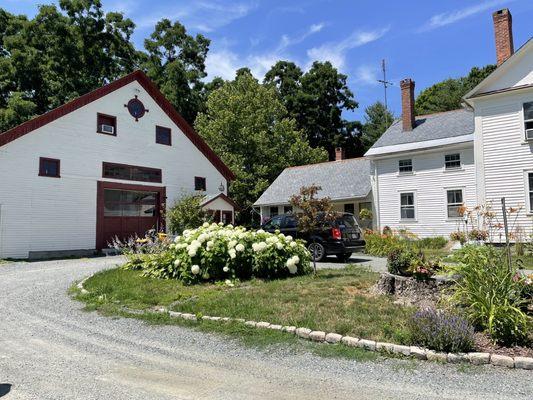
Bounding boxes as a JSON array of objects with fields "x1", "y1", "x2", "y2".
[{"x1": 474, "y1": 333, "x2": 533, "y2": 358}]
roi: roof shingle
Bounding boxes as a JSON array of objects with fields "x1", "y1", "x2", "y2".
[{"x1": 254, "y1": 158, "x2": 371, "y2": 206}]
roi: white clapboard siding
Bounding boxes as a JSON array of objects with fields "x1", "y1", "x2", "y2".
[
  {"x1": 0, "y1": 80, "x2": 228, "y2": 258},
  {"x1": 478, "y1": 90, "x2": 533, "y2": 239},
  {"x1": 374, "y1": 145, "x2": 476, "y2": 238}
]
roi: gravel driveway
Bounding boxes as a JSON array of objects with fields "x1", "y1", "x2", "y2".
[{"x1": 0, "y1": 257, "x2": 531, "y2": 400}]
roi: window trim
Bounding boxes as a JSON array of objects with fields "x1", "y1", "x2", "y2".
[
  {"x1": 446, "y1": 188, "x2": 464, "y2": 219},
  {"x1": 444, "y1": 153, "x2": 462, "y2": 170},
  {"x1": 102, "y1": 162, "x2": 162, "y2": 183},
  {"x1": 194, "y1": 176, "x2": 206, "y2": 191},
  {"x1": 524, "y1": 170, "x2": 533, "y2": 214},
  {"x1": 523, "y1": 102, "x2": 533, "y2": 141},
  {"x1": 399, "y1": 191, "x2": 416, "y2": 221},
  {"x1": 398, "y1": 159, "x2": 413, "y2": 175},
  {"x1": 96, "y1": 113, "x2": 117, "y2": 136},
  {"x1": 155, "y1": 125, "x2": 172, "y2": 146},
  {"x1": 39, "y1": 157, "x2": 61, "y2": 178}
]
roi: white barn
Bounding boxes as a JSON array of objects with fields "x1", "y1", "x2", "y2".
[{"x1": 0, "y1": 71, "x2": 235, "y2": 259}]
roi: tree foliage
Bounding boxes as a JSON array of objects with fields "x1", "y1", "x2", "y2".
[
  {"x1": 0, "y1": 1, "x2": 211, "y2": 132},
  {"x1": 415, "y1": 65, "x2": 496, "y2": 115},
  {"x1": 195, "y1": 70, "x2": 328, "y2": 221},
  {"x1": 265, "y1": 61, "x2": 360, "y2": 159},
  {"x1": 167, "y1": 193, "x2": 211, "y2": 234},
  {"x1": 360, "y1": 101, "x2": 394, "y2": 151}
]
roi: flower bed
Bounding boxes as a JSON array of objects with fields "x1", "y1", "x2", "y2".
[{"x1": 124, "y1": 223, "x2": 312, "y2": 284}]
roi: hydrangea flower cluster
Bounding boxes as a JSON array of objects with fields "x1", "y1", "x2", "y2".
[{"x1": 128, "y1": 222, "x2": 312, "y2": 284}]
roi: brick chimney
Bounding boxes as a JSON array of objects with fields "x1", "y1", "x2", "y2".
[
  {"x1": 493, "y1": 8, "x2": 514, "y2": 66},
  {"x1": 335, "y1": 147, "x2": 345, "y2": 161},
  {"x1": 400, "y1": 78, "x2": 415, "y2": 132}
]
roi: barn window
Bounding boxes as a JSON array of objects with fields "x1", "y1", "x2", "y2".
[
  {"x1": 102, "y1": 162, "x2": 162, "y2": 183},
  {"x1": 97, "y1": 113, "x2": 117, "y2": 135},
  {"x1": 156, "y1": 126, "x2": 171, "y2": 146},
  {"x1": 194, "y1": 177, "x2": 206, "y2": 191},
  {"x1": 39, "y1": 157, "x2": 60, "y2": 178}
]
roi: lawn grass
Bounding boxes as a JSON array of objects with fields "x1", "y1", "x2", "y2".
[{"x1": 79, "y1": 265, "x2": 413, "y2": 345}]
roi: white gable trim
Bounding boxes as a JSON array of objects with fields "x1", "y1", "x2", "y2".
[{"x1": 365, "y1": 134, "x2": 474, "y2": 157}]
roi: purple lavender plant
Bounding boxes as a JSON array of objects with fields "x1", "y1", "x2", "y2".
[{"x1": 409, "y1": 308, "x2": 475, "y2": 353}]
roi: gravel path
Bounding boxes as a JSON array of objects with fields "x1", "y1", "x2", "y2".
[{"x1": 0, "y1": 257, "x2": 531, "y2": 400}]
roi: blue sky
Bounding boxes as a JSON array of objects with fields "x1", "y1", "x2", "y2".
[{"x1": 2, "y1": 0, "x2": 532, "y2": 120}]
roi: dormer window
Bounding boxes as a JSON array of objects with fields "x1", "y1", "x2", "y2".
[
  {"x1": 524, "y1": 102, "x2": 533, "y2": 140},
  {"x1": 97, "y1": 113, "x2": 117, "y2": 136}
]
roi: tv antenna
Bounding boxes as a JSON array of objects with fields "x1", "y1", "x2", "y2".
[{"x1": 377, "y1": 59, "x2": 393, "y2": 111}]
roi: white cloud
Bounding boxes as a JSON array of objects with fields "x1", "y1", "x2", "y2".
[
  {"x1": 419, "y1": 0, "x2": 513, "y2": 32},
  {"x1": 306, "y1": 26, "x2": 390, "y2": 70},
  {"x1": 136, "y1": 1, "x2": 258, "y2": 32},
  {"x1": 354, "y1": 65, "x2": 380, "y2": 86},
  {"x1": 206, "y1": 22, "x2": 326, "y2": 80}
]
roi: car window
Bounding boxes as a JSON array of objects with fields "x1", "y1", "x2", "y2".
[
  {"x1": 336, "y1": 214, "x2": 359, "y2": 229},
  {"x1": 263, "y1": 216, "x2": 283, "y2": 230},
  {"x1": 284, "y1": 216, "x2": 298, "y2": 228}
]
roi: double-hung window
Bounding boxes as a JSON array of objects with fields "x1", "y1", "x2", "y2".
[
  {"x1": 400, "y1": 192, "x2": 415, "y2": 220},
  {"x1": 398, "y1": 159, "x2": 412, "y2": 174},
  {"x1": 446, "y1": 189, "x2": 463, "y2": 218},
  {"x1": 524, "y1": 102, "x2": 533, "y2": 140},
  {"x1": 444, "y1": 153, "x2": 461, "y2": 170}
]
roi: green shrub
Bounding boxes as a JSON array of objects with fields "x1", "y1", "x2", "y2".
[
  {"x1": 417, "y1": 236, "x2": 447, "y2": 249},
  {"x1": 167, "y1": 194, "x2": 212, "y2": 234},
  {"x1": 125, "y1": 223, "x2": 312, "y2": 284},
  {"x1": 364, "y1": 232, "x2": 402, "y2": 257},
  {"x1": 446, "y1": 245, "x2": 531, "y2": 346},
  {"x1": 409, "y1": 308, "x2": 475, "y2": 353},
  {"x1": 387, "y1": 247, "x2": 421, "y2": 276}
]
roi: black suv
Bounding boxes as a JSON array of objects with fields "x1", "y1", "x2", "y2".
[{"x1": 261, "y1": 212, "x2": 364, "y2": 262}]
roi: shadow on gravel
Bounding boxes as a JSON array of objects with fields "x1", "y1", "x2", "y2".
[{"x1": 0, "y1": 384, "x2": 11, "y2": 397}]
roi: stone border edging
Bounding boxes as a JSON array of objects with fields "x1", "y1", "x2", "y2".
[{"x1": 77, "y1": 276, "x2": 533, "y2": 371}]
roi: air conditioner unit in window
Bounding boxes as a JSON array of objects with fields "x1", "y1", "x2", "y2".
[
  {"x1": 100, "y1": 124, "x2": 115, "y2": 134},
  {"x1": 526, "y1": 129, "x2": 533, "y2": 141}
]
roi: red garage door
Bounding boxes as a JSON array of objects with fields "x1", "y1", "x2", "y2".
[{"x1": 96, "y1": 182, "x2": 166, "y2": 249}]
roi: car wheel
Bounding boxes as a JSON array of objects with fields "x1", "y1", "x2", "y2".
[
  {"x1": 308, "y1": 242, "x2": 326, "y2": 262},
  {"x1": 336, "y1": 253, "x2": 352, "y2": 262}
]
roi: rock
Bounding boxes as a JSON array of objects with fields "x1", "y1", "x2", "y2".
[
  {"x1": 392, "y1": 345, "x2": 411, "y2": 356},
  {"x1": 295, "y1": 327, "x2": 312, "y2": 339},
  {"x1": 468, "y1": 352, "x2": 490, "y2": 365},
  {"x1": 210, "y1": 316, "x2": 221, "y2": 321},
  {"x1": 490, "y1": 354, "x2": 514, "y2": 368},
  {"x1": 325, "y1": 333, "x2": 343, "y2": 344},
  {"x1": 426, "y1": 350, "x2": 447, "y2": 362},
  {"x1": 168, "y1": 311, "x2": 182, "y2": 318},
  {"x1": 376, "y1": 342, "x2": 394, "y2": 352},
  {"x1": 181, "y1": 313, "x2": 197, "y2": 321},
  {"x1": 341, "y1": 336, "x2": 359, "y2": 347},
  {"x1": 244, "y1": 321, "x2": 257, "y2": 327},
  {"x1": 268, "y1": 324, "x2": 282, "y2": 330},
  {"x1": 256, "y1": 321, "x2": 271, "y2": 329},
  {"x1": 234, "y1": 318, "x2": 246, "y2": 323},
  {"x1": 514, "y1": 357, "x2": 533, "y2": 370},
  {"x1": 447, "y1": 353, "x2": 468, "y2": 364},
  {"x1": 410, "y1": 346, "x2": 427, "y2": 360},
  {"x1": 282, "y1": 326, "x2": 296, "y2": 334},
  {"x1": 309, "y1": 331, "x2": 326, "y2": 342},
  {"x1": 220, "y1": 317, "x2": 230, "y2": 322},
  {"x1": 357, "y1": 339, "x2": 376, "y2": 351}
]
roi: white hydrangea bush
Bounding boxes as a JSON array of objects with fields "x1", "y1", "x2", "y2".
[{"x1": 126, "y1": 222, "x2": 312, "y2": 284}]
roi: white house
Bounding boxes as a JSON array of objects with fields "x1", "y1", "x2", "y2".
[
  {"x1": 367, "y1": 8, "x2": 533, "y2": 239},
  {"x1": 0, "y1": 71, "x2": 235, "y2": 259},
  {"x1": 254, "y1": 152, "x2": 375, "y2": 229}
]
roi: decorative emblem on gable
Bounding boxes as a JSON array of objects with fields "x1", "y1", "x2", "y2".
[{"x1": 125, "y1": 95, "x2": 149, "y2": 121}]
